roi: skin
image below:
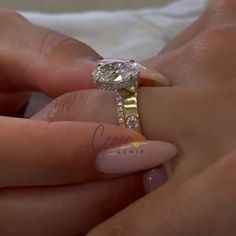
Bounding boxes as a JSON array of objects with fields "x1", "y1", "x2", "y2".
[
  {"x1": 1, "y1": 0, "x2": 236, "y2": 235},
  {"x1": 86, "y1": 0, "x2": 236, "y2": 235},
  {"x1": 32, "y1": 0, "x2": 236, "y2": 235},
  {"x1": 0, "y1": 11, "x2": 101, "y2": 115},
  {"x1": 0, "y1": 10, "x2": 148, "y2": 235}
]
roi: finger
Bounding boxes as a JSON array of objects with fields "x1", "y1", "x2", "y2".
[
  {"x1": 87, "y1": 151, "x2": 236, "y2": 236},
  {"x1": 159, "y1": 14, "x2": 206, "y2": 54},
  {"x1": 0, "y1": 10, "x2": 101, "y2": 97},
  {"x1": 0, "y1": 174, "x2": 144, "y2": 236},
  {"x1": 32, "y1": 90, "x2": 178, "y2": 176},
  {"x1": 31, "y1": 90, "x2": 118, "y2": 123},
  {"x1": 0, "y1": 116, "x2": 144, "y2": 187},
  {"x1": 159, "y1": 0, "x2": 236, "y2": 54},
  {"x1": 30, "y1": 87, "x2": 191, "y2": 178},
  {"x1": 30, "y1": 88, "x2": 187, "y2": 147},
  {"x1": 31, "y1": 87, "x2": 187, "y2": 140},
  {"x1": 140, "y1": 27, "x2": 236, "y2": 178}
]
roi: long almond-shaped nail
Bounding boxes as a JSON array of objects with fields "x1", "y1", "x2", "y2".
[
  {"x1": 138, "y1": 64, "x2": 170, "y2": 86},
  {"x1": 96, "y1": 141, "x2": 177, "y2": 174},
  {"x1": 143, "y1": 167, "x2": 168, "y2": 194}
]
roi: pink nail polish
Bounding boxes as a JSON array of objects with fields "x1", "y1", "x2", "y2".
[
  {"x1": 143, "y1": 167, "x2": 168, "y2": 194},
  {"x1": 96, "y1": 141, "x2": 177, "y2": 174}
]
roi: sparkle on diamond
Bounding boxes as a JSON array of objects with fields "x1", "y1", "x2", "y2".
[{"x1": 93, "y1": 60, "x2": 140, "y2": 90}]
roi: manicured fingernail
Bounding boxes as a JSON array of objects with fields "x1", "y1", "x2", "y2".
[
  {"x1": 138, "y1": 64, "x2": 170, "y2": 86},
  {"x1": 96, "y1": 141, "x2": 177, "y2": 174},
  {"x1": 142, "y1": 167, "x2": 168, "y2": 194}
]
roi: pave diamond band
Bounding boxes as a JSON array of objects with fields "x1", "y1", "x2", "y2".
[
  {"x1": 93, "y1": 59, "x2": 142, "y2": 132},
  {"x1": 116, "y1": 91, "x2": 125, "y2": 126}
]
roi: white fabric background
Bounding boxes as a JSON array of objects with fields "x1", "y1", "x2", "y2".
[
  {"x1": 0, "y1": 0, "x2": 193, "y2": 12},
  {"x1": 24, "y1": 0, "x2": 208, "y2": 115}
]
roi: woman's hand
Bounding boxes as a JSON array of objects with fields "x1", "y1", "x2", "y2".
[
  {"x1": 33, "y1": 0, "x2": 236, "y2": 234},
  {"x1": 0, "y1": 10, "x2": 141, "y2": 235},
  {"x1": 85, "y1": 0, "x2": 236, "y2": 234},
  {"x1": 0, "y1": 11, "x2": 178, "y2": 235}
]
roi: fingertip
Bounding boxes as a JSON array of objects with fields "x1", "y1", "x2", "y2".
[{"x1": 142, "y1": 167, "x2": 168, "y2": 194}]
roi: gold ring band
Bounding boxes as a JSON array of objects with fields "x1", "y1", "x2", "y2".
[
  {"x1": 121, "y1": 86, "x2": 141, "y2": 132},
  {"x1": 93, "y1": 59, "x2": 168, "y2": 132}
]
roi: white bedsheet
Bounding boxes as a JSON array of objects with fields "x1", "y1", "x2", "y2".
[
  {"x1": 23, "y1": 0, "x2": 208, "y2": 60},
  {"x1": 23, "y1": 0, "x2": 208, "y2": 115}
]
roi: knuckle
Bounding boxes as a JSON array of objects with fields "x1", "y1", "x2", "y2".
[
  {"x1": 38, "y1": 30, "x2": 77, "y2": 60},
  {"x1": 44, "y1": 91, "x2": 79, "y2": 121},
  {"x1": 50, "y1": 90, "x2": 93, "y2": 121},
  {"x1": 80, "y1": 89, "x2": 116, "y2": 122},
  {"x1": 37, "y1": 29, "x2": 100, "y2": 63},
  {"x1": 67, "y1": 89, "x2": 115, "y2": 123},
  {"x1": 71, "y1": 90, "x2": 93, "y2": 113},
  {"x1": 38, "y1": 89, "x2": 114, "y2": 123},
  {"x1": 77, "y1": 89, "x2": 104, "y2": 111}
]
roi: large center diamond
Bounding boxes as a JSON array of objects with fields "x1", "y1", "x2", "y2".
[{"x1": 93, "y1": 60, "x2": 140, "y2": 90}]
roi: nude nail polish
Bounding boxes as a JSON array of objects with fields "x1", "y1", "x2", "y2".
[
  {"x1": 143, "y1": 167, "x2": 168, "y2": 194},
  {"x1": 96, "y1": 141, "x2": 177, "y2": 174}
]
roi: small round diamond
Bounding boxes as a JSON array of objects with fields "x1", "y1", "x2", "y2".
[
  {"x1": 117, "y1": 102, "x2": 122, "y2": 107},
  {"x1": 118, "y1": 117, "x2": 125, "y2": 125},
  {"x1": 116, "y1": 94, "x2": 122, "y2": 101},
  {"x1": 117, "y1": 107, "x2": 123, "y2": 113},
  {"x1": 126, "y1": 115, "x2": 139, "y2": 130}
]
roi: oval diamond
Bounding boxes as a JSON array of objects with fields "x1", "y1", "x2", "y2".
[{"x1": 93, "y1": 60, "x2": 140, "y2": 90}]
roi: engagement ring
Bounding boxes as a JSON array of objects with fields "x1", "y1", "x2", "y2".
[{"x1": 93, "y1": 59, "x2": 168, "y2": 132}]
